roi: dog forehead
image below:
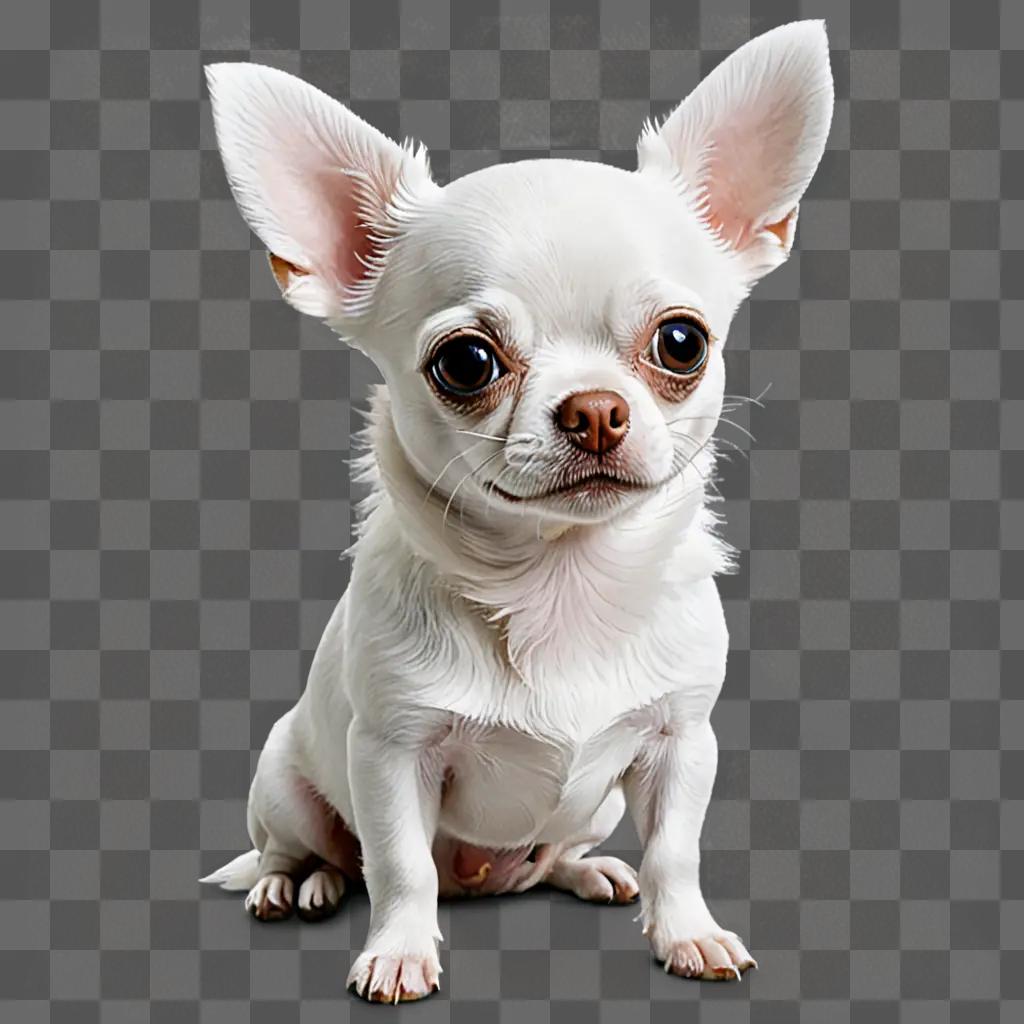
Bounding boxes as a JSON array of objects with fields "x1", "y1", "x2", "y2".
[{"x1": 401, "y1": 159, "x2": 724, "y2": 334}]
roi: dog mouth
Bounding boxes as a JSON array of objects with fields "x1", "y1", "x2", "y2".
[{"x1": 488, "y1": 472, "x2": 656, "y2": 504}]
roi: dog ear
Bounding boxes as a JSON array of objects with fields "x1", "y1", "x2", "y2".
[
  {"x1": 636, "y1": 20, "x2": 834, "y2": 283},
  {"x1": 205, "y1": 62, "x2": 439, "y2": 323}
]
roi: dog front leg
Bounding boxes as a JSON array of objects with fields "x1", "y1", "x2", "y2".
[
  {"x1": 345, "y1": 717, "x2": 444, "y2": 1003},
  {"x1": 623, "y1": 717, "x2": 756, "y2": 981}
]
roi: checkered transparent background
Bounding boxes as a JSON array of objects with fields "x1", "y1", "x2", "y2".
[{"x1": 2, "y1": 0, "x2": 1022, "y2": 1020}]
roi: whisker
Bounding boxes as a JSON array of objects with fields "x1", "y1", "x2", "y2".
[
  {"x1": 455, "y1": 429, "x2": 509, "y2": 443},
  {"x1": 716, "y1": 415, "x2": 756, "y2": 444},
  {"x1": 480, "y1": 463, "x2": 515, "y2": 522},
  {"x1": 442, "y1": 449, "x2": 506, "y2": 530},
  {"x1": 614, "y1": 441, "x2": 713, "y2": 532},
  {"x1": 667, "y1": 429, "x2": 711, "y2": 482},
  {"x1": 665, "y1": 411, "x2": 716, "y2": 427},
  {"x1": 422, "y1": 439, "x2": 487, "y2": 507},
  {"x1": 712, "y1": 435, "x2": 749, "y2": 461},
  {"x1": 723, "y1": 382, "x2": 772, "y2": 407}
]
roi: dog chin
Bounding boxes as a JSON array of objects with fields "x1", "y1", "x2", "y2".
[{"x1": 480, "y1": 473, "x2": 660, "y2": 524}]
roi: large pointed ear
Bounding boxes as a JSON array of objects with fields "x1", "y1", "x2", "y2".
[
  {"x1": 637, "y1": 20, "x2": 834, "y2": 283},
  {"x1": 205, "y1": 62, "x2": 439, "y2": 323}
]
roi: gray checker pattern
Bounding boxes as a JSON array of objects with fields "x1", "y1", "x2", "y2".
[{"x1": 1, "y1": 0, "x2": 1021, "y2": 1020}]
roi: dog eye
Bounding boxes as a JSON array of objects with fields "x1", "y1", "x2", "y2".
[
  {"x1": 649, "y1": 317, "x2": 709, "y2": 375},
  {"x1": 429, "y1": 335, "x2": 505, "y2": 396}
]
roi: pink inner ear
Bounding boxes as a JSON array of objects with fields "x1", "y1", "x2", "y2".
[
  {"x1": 700, "y1": 124, "x2": 748, "y2": 248},
  {"x1": 687, "y1": 55, "x2": 824, "y2": 254},
  {"x1": 260, "y1": 146, "x2": 382, "y2": 295},
  {"x1": 700, "y1": 108, "x2": 798, "y2": 250},
  {"x1": 315, "y1": 169, "x2": 381, "y2": 290}
]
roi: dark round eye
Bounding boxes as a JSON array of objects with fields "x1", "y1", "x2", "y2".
[
  {"x1": 650, "y1": 318, "x2": 709, "y2": 375},
  {"x1": 429, "y1": 335, "x2": 504, "y2": 396}
]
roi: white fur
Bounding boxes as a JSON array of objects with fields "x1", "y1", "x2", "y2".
[{"x1": 199, "y1": 21, "x2": 833, "y2": 1002}]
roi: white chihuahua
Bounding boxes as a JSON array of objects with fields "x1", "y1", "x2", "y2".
[{"x1": 199, "y1": 21, "x2": 833, "y2": 1002}]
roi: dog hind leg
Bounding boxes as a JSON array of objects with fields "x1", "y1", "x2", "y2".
[{"x1": 240, "y1": 709, "x2": 359, "y2": 921}]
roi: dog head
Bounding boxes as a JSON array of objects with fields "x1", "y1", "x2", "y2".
[{"x1": 207, "y1": 21, "x2": 833, "y2": 531}]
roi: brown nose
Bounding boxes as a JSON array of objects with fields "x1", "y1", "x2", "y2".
[{"x1": 556, "y1": 389, "x2": 630, "y2": 455}]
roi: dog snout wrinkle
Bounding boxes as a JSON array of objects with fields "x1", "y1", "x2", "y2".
[{"x1": 556, "y1": 390, "x2": 630, "y2": 455}]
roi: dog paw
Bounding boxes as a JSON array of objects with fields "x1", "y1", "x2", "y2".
[
  {"x1": 347, "y1": 945, "x2": 442, "y2": 1003},
  {"x1": 296, "y1": 867, "x2": 345, "y2": 922},
  {"x1": 654, "y1": 930, "x2": 757, "y2": 981},
  {"x1": 549, "y1": 855, "x2": 639, "y2": 904},
  {"x1": 244, "y1": 872, "x2": 294, "y2": 921}
]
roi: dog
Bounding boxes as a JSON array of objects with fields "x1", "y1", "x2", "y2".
[{"x1": 199, "y1": 20, "x2": 834, "y2": 1002}]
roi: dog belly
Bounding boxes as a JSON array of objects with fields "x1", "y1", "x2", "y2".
[
  {"x1": 436, "y1": 721, "x2": 634, "y2": 850},
  {"x1": 436, "y1": 776, "x2": 606, "y2": 852},
  {"x1": 437, "y1": 723, "x2": 580, "y2": 846},
  {"x1": 436, "y1": 762, "x2": 562, "y2": 849}
]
